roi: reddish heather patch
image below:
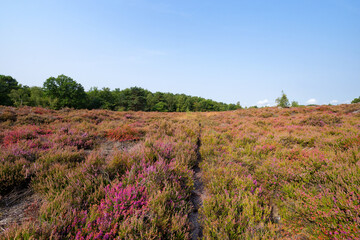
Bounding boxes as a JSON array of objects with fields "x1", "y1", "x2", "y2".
[{"x1": 106, "y1": 125, "x2": 141, "y2": 142}]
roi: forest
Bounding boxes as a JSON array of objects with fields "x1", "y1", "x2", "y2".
[{"x1": 0, "y1": 75, "x2": 241, "y2": 112}]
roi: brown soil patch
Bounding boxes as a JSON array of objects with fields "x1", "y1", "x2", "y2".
[
  {"x1": 99, "y1": 140, "x2": 139, "y2": 156},
  {"x1": 0, "y1": 188, "x2": 41, "y2": 232}
]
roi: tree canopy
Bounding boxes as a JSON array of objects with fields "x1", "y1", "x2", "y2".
[
  {"x1": 1, "y1": 74, "x2": 242, "y2": 112},
  {"x1": 275, "y1": 91, "x2": 290, "y2": 108},
  {"x1": 351, "y1": 96, "x2": 360, "y2": 104},
  {"x1": 43, "y1": 75, "x2": 87, "y2": 109},
  {"x1": 0, "y1": 75, "x2": 19, "y2": 106}
]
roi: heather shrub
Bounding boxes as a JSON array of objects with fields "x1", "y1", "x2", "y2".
[
  {"x1": 151, "y1": 139, "x2": 176, "y2": 161},
  {"x1": 111, "y1": 157, "x2": 193, "y2": 238},
  {"x1": 65, "y1": 182, "x2": 149, "y2": 239},
  {"x1": 37, "y1": 148, "x2": 86, "y2": 166},
  {"x1": 3, "y1": 126, "x2": 52, "y2": 146},
  {"x1": 17, "y1": 113, "x2": 55, "y2": 125},
  {"x1": 146, "y1": 185, "x2": 191, "y2": 239},
  {"x1": 279, "y1": 136, "x2": 315, "y2": 148},
  {"x1": 33, "y1": 162, "x2": 72, "y2": 196},
  {"x1": 105, "y1": 152, "x2": 133, "y2": 179},
  {"x1": 0, "y1": 158, "x2": 30, "y2": 194},
  {"x1": 35, "y1": 154, "x2": 109, "y2": 234},
  {"x1": 6, "y1": 138, "x2": 53, "y2": 162},
  {"x1": 337, "y1": 136, "x2": 360, "y2": 150},
  {"x1": 51, "y1": 127, "x2": 95, "y2": 150},
  {"x1": 261, "y1": 112, "x2": 275, "y2": 118},
  {"x1": 2, "y1": 221, "x2": 56, "y2": 240},
  {"x1": 0, "y1": 108, "x2": 17, "y2": 122},
  {"x1": 173, "y1": 140, "x2": 198, "y2": 168},
  {"x1": 280, "y1": 164, "x2": 360, "y2": 238},
  {"x1": 201, "y1": 190, "x2": 275, "y2": 239},
  {"x1": 106, "y1": 125, "x2": 141, "y2": 142},
  {"x1": 300, "y1": 114, "x2": 342, "y2": 126}
]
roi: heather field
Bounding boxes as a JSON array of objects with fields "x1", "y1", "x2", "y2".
[{"x1": 0, "y1": 104, "x2": 360, "y2": 239}]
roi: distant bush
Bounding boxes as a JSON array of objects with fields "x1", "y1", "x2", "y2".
[
  {"x1": 291, "y1": 101, "x2": 299, "y2": 107},
  {"x1": 351, "y1": 96, "x2": 360, "y2": 104}
]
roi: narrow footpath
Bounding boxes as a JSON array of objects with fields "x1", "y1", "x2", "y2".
[{"x1": 189, "y1": 123, "x2": 204, "y2": 240}]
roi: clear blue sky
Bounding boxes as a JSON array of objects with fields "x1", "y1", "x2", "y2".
[{"x1": 1, "y1": 0, "x2": 359, "y2": 106}]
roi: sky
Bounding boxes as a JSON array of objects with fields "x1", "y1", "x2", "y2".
[{"x1": 1, "y1": 0, "x2": 359, "y2": 107}]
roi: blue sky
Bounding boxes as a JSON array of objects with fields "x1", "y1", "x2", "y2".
[{"x1": 1, "y1": 0, "x2": 359, "y2": 107}]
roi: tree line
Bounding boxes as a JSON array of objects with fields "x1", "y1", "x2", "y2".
[{"x1": 0, "y1": 74, "x2": 241, "y2": 112}]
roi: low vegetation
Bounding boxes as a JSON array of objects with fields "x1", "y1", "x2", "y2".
[{"x1": 0, "y1": 103, "x2": 359, "y2": 239}]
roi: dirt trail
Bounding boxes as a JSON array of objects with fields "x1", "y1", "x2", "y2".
[
  {"x1": 189, "y1": 123, "x2": 204, "y2": 240},
  {"x1": 0, "y1": 188, "x2": 40, "y2": 232}
]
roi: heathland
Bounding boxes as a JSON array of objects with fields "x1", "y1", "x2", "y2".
[{"x1": 0, "y1": 104, "x2": 360, "y2": 239}]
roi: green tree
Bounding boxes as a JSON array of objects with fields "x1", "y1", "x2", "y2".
[
  {"x1": 88, "y1": 87, "x2": 115, "y2": 110},
  {"x1": 164, "y1": 93, "x2": 176, "y2": 112},
  {"x1": 351, "y1": 97, "x2": 360, "y2": 104},
  {"x1": 124, "y1": 87, "x2": 147, "y2": 111},
  {"x1": 275, "y1": 91, "x2": 290, "y2": 108},
  {"x1": 146, "y1": 92, "x2": 156, "y2": 111},
  {"x1": 176, "y1": 94, "x2": 188, "y2": 112},
  {"x1": 112, "y1": 88, "x2": 127, "y2": 111},
  {"x1": 9, "y1": 85, "x2": 31, "y2": 107},
  {"x1": 153, "y1": 102, "x2": 168, "y2": 112},
  {"x1": 0, "y1": 75, "x2": 19, "y2": 106},
  {"x1": 291, "y1": 101, "x2": 300, "y2": 107},
  {"x1": 43, "y1": 75, "x2": 87, "y2": 109},
  {"x1": 29, "y1": 87, "x2": 53, "y2": 107},
  {"x1": 86, "y1": 87, "x2": 102, "y2": 109},
  {"x1": 228, "y1": 103, "x2": 238, "y2": 110}
]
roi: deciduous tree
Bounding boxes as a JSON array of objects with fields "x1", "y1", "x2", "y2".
[
  {"x1": 275, "y1": 91, "x2": 290, "y2": 108},
  {"x1": 0, "y1": 75, "x2": 19, "y2": 106},
  {"x1": 43, "y1": 75, "x2": 86, "y2": 109}
]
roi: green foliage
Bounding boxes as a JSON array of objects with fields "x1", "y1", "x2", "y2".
[
  {"x1": 28, "y1": 87, "x2": 53, "y2": 107},
  {"x1": 275, "y1": 91, "x2": 290, "y2": 108},
  {"x1": 2, "y1": 74, "x2": 242, "y2": 112},
  {"x1": 0, "y1": 75, "x2": 19, "y2": 106},
  {"x1": 85, "y1": 87, "x2": 240, "y2": 112},
  {"x1": 87, "y1": 87, "x2": 116, "y2": 110},
  {"x1": 291, "y1": 101, "x2": 299, "y2": 107},
  {"x1": 0, "y1": 158, "x2": 29, "y2": 194},
  {"x1": 124, "y1": 87, "x2": 148, "y2": 111},
  {"x1": 351, "y1": 96, "x2": 360, "y2": 104},
  {"x1": 9, "y1": 85, "x2": 31, "y2": 107},
  {"x1": 43, "y1": 74, "x2": 87, "y2": 109}
]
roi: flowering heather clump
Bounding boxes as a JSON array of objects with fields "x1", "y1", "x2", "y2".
[
  {"x1": 67, "y1": 182, "x2": 148, "y2": 239},
  {"x1": 152, "y1": 140, "x2": 176, "y2": 161},
  {"x1": 51, "y1": 127, "x2": 94, "y2": 150},
  {"x1": 106, "y1": 125, "x2": 141, "y2": 142},
  {"x1": 3, "y1": 126, "x2": 52, "y2": 146},
  {"x1": 300, "y1": 114, "x2": 342, "y2": 127}
]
